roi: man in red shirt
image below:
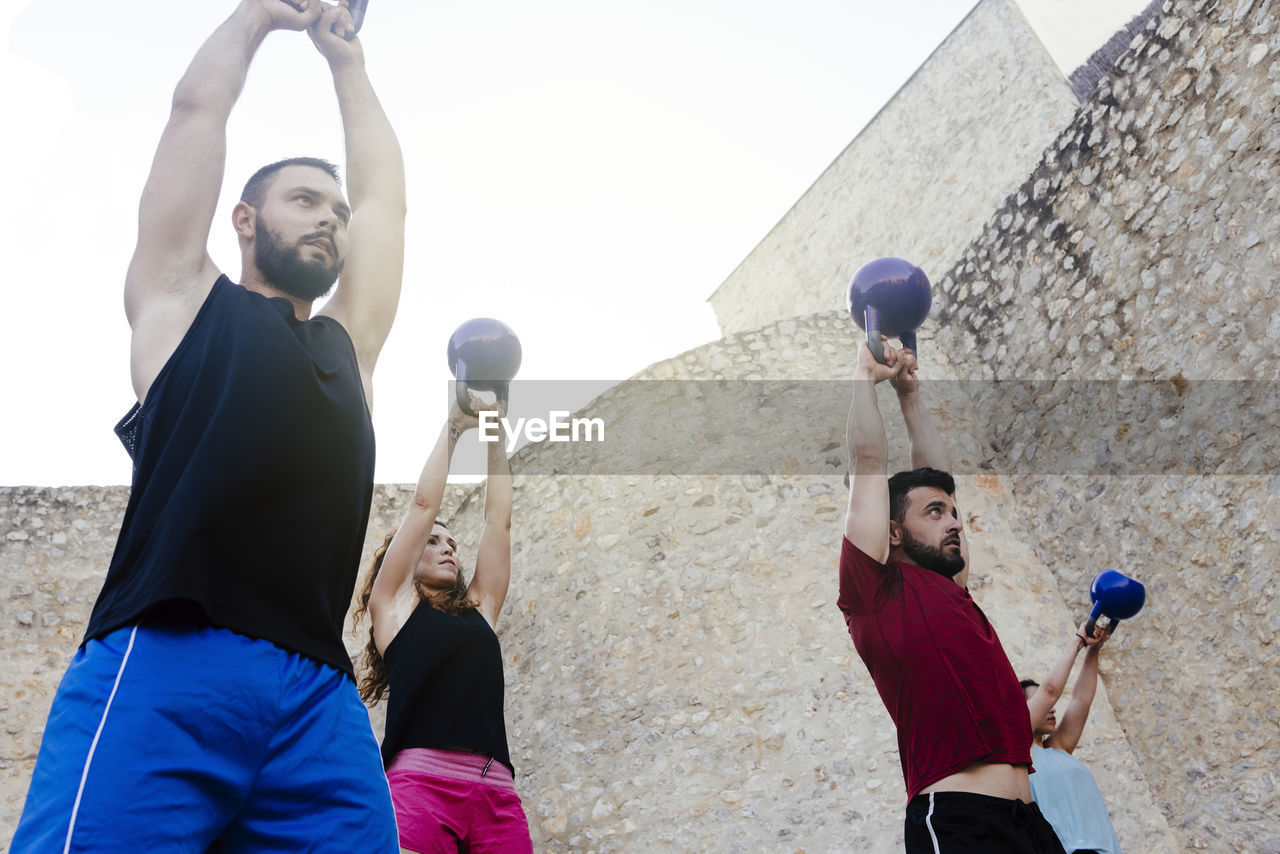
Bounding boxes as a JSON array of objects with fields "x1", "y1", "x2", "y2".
[{"x1": 839, "y1": 338, "x2": 1066, "y2": 853}]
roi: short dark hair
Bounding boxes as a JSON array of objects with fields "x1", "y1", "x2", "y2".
[
  {"x1": 240, "y1": 157, "x2": 342, "y2": 209},
  {"x1": 887, "y1": 467, "x2": 955, "y2": 525},
  {"x1": 1019, "y1": 678, "x2": 1039, "y2": 691}
]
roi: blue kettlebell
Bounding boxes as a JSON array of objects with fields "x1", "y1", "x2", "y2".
[
  {"x1": 1084, "y1": 569, "x2": 1146, "y2": 637},
  {"x1": 847, "y1": 257, "x2": 932, "y2": 364}
]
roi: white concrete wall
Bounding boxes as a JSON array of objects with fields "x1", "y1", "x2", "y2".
[{"x1": 707, "y1": 0, "x2": 1079, "y2": 336}]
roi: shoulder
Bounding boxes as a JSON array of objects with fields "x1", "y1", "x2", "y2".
[
  {"x1": 840, "y1": 536, "x2": 889, "y2": 571},
  {"x1": 379, "y1": 598, "x2": 426, "y2": 656},
  {"x1": 838, "y1": 536, "x2": 901, "y2": 613}
]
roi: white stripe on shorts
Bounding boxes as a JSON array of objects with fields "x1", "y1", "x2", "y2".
[
  {"x1": 925, "y1": 791, "x2": 941, "y2": 854},
  {"x1": 64, "y1": 623, "x2": 140, "y2": 854}
]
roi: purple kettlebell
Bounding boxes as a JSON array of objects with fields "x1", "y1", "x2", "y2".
[
  {"x1": 447, "y1": 318, "x2": 522, "y2": 417},
  {"x1": 847, "y1": 257, "x2": 932, "y2": 364}
]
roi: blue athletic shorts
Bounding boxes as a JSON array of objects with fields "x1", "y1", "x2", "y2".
[{"x1": 11, "y1": 617, "x2": 398, "y2": 853}]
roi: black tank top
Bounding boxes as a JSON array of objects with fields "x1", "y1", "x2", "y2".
[
  {"x1": 85, "y1": 276, "x2": 375, "y2": 676},
  {"x1": 382, "y1": 602, "x2": 513, "y2": 773}
]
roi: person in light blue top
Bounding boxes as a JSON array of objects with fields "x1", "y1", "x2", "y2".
[{"x1": 1021, "y1": 623, "x2": 1123, "y2": 854}]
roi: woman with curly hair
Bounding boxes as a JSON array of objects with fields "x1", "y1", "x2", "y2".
[{"x1": 353, "y1": 393, "x2": 530, "y2": 853}]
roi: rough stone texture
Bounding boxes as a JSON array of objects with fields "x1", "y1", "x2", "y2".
[
  {"x1": 1, "y1": 485, "x2": 131, "y2": 827},
  {"x1": 922, "y1": 0, "x2": 1280, "y2": 849},
  {"x1": 707, "y1": 0, "x2": 1081, "y2": 337},
  {"x1": 1068, "y1": 0, "x2": 1164, "y2": 99},
  {"x1": 935, "y1": 2, "x2": 1280, "y2": 385},
  {"x1": 5, "y1": 0, "x2": 1280, "y2": 850}
]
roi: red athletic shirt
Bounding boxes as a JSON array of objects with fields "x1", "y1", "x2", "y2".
[{"x1": 837, "y1": 536, "x2": 1031, "y2": 801}]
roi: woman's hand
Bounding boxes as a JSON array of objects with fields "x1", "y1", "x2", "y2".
[
  {"x1": 448, "y1": 390, "x2": 485, "y2": 434},
  {"x1": 1078, "y1": 621, "x2": 1111, "y2": 648}
]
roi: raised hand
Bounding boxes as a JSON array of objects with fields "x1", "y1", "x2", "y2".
[
  {"x1": 448, "y1": 389, "x2": 486, "y2": 434},
  {"x1": 856, "y1": 336, "x2": 908, "y2": 384},
  {"x1": 308, "y1": 1, "x2": 364, "y2": 64},
  {"x1": 889, "y1": 348, "x2": 919, "y2": 396},
  {"x1": 1078, "y1": 621, "x2": 1111, "y2": 646},
  {"x1": 248, "y1": 0, "x2": 323, "y2": 32}
]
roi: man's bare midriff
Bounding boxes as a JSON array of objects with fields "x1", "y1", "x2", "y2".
[{"x1": 919, "y1": 761, "x2": 1031, "y2": 802}]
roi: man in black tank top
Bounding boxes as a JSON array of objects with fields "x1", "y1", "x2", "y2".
[{"x1": 12, "y1": 2, "x2": 405, "y2": 852}]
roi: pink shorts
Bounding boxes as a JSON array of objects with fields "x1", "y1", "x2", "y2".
[{"x1": 386, "y1": 748, "x2": 533, "y2": 854}]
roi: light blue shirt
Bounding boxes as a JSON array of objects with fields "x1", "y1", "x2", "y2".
[{"x1": 1029, "y1": 744, "x2": 1123, "y2": 854}]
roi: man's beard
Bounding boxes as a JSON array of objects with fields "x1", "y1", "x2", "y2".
[
  {"x1": 254, "y1": 220, "x2": 342, "y2": 301},
  {"x1": 900, "y1": 527, "x2": 966, "y2": 579}
]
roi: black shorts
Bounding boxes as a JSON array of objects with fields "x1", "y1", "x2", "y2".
[{"x1": 904, "y1": 791, "x2": 1067, "y2": 854}]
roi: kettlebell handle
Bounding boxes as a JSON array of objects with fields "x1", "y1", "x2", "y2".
[
  {"x1": 348, "y1": 0, "x2": 368, "y2": 34},
  {"x1": 1084, "y1": 605, "x2": 1122, "y2": 639},
  {"x1": 864, "y1": 306, "x2": 920, "y2": 366},
  {"x1": 865, "y1": 306, "x2": 885, "y2": 365},
  {"x1": 455, "y1": 379, "x2": 510, "y2": 419}
]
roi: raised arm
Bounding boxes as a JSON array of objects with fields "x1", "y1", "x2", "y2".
[
  {"x1": 368, "y1": 400, "x2": 476, "y2": 654},
  {"x1": 1027, "y1": 629, "x2": 1086, "y2": 730},
  {"x1": 845, "y1": 339, "x2": 907, "y2": 560},
  {"x1": 309, "y1": 3, "x2": 407, "y2": 401},
  {"x1": 889, "y1": 351, "x2": 951, "y2": 471},
  {"x1": 1027, "y1": 623, "x2": 1109, "y2": 738},
  {"x1": 125, "y1": 0, "x2": 322, "y2": 403},
  {"x1": 1048, "y1": 635, "x2": 1107, "y2": 754},
  {"x1": 468, "y1": 425, "x2": 513, "y2": 628},
  {"x1": 888, "y1": 349, "x2": 973, "y2": 572}
]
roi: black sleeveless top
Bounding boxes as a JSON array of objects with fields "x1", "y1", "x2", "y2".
[
  {"x1": 85, "y1": 276, "x2": 375, "y2": 676},
  {"x1": 382, "y1": 603, "x2": 512, "y2": 773}
]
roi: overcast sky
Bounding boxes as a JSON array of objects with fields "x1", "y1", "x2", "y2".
[{"x1": 2, "y1": 0, "x2": 994, "y2": 486}]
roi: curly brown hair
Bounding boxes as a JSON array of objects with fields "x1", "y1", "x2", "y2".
[{"x1": 352, "y1": 522, "x2": 475, "y2": 705}]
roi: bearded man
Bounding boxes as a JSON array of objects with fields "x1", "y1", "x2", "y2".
[
  {"x1": 12, "y1": 1, "x2": 404, "y2": 850},
  {"x1": 839, "y1": 338, "x2": 1067, "y2": 854}
]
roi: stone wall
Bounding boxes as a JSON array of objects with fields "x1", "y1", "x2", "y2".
[
  {"x1": 706, "y1": 0, "x2": 1080, "y2": 337},
  {"x1": 920, "y1": 0, "x2": 1280, "y2": 849},
  {"x1": 2, "y1": 485, "x2": 130, "y2": 822},
  {"x1": 1068, "y1": 0, "x2": 1164, "y2": 99},
  {"x1": 5, "y1": 0, "x2": 1280, "y2": 850}
]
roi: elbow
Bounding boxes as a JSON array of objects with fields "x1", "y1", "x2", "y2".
[
  {"x1": 169, "y1": 83, "x2": 233, "y2": 121},
  {"x1": 850, "y1": 445, "x2": 887, "y2": 472},
  {"x1": 350, "y1": 167, "x2": 407, "y2": 217},
  {"x1": 409, "y1": 491, "x2": 441, "y2": 518},
  {"x1": 169, "y1": 87, "x2": 200, "y2": 114}
]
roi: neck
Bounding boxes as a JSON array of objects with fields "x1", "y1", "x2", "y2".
[
  {"x1": 240, "y1": 266, "x2": 312, "y2": 321},
  {"x1": 415, "y1": 580, "x2": 463, "y2": 608}
]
